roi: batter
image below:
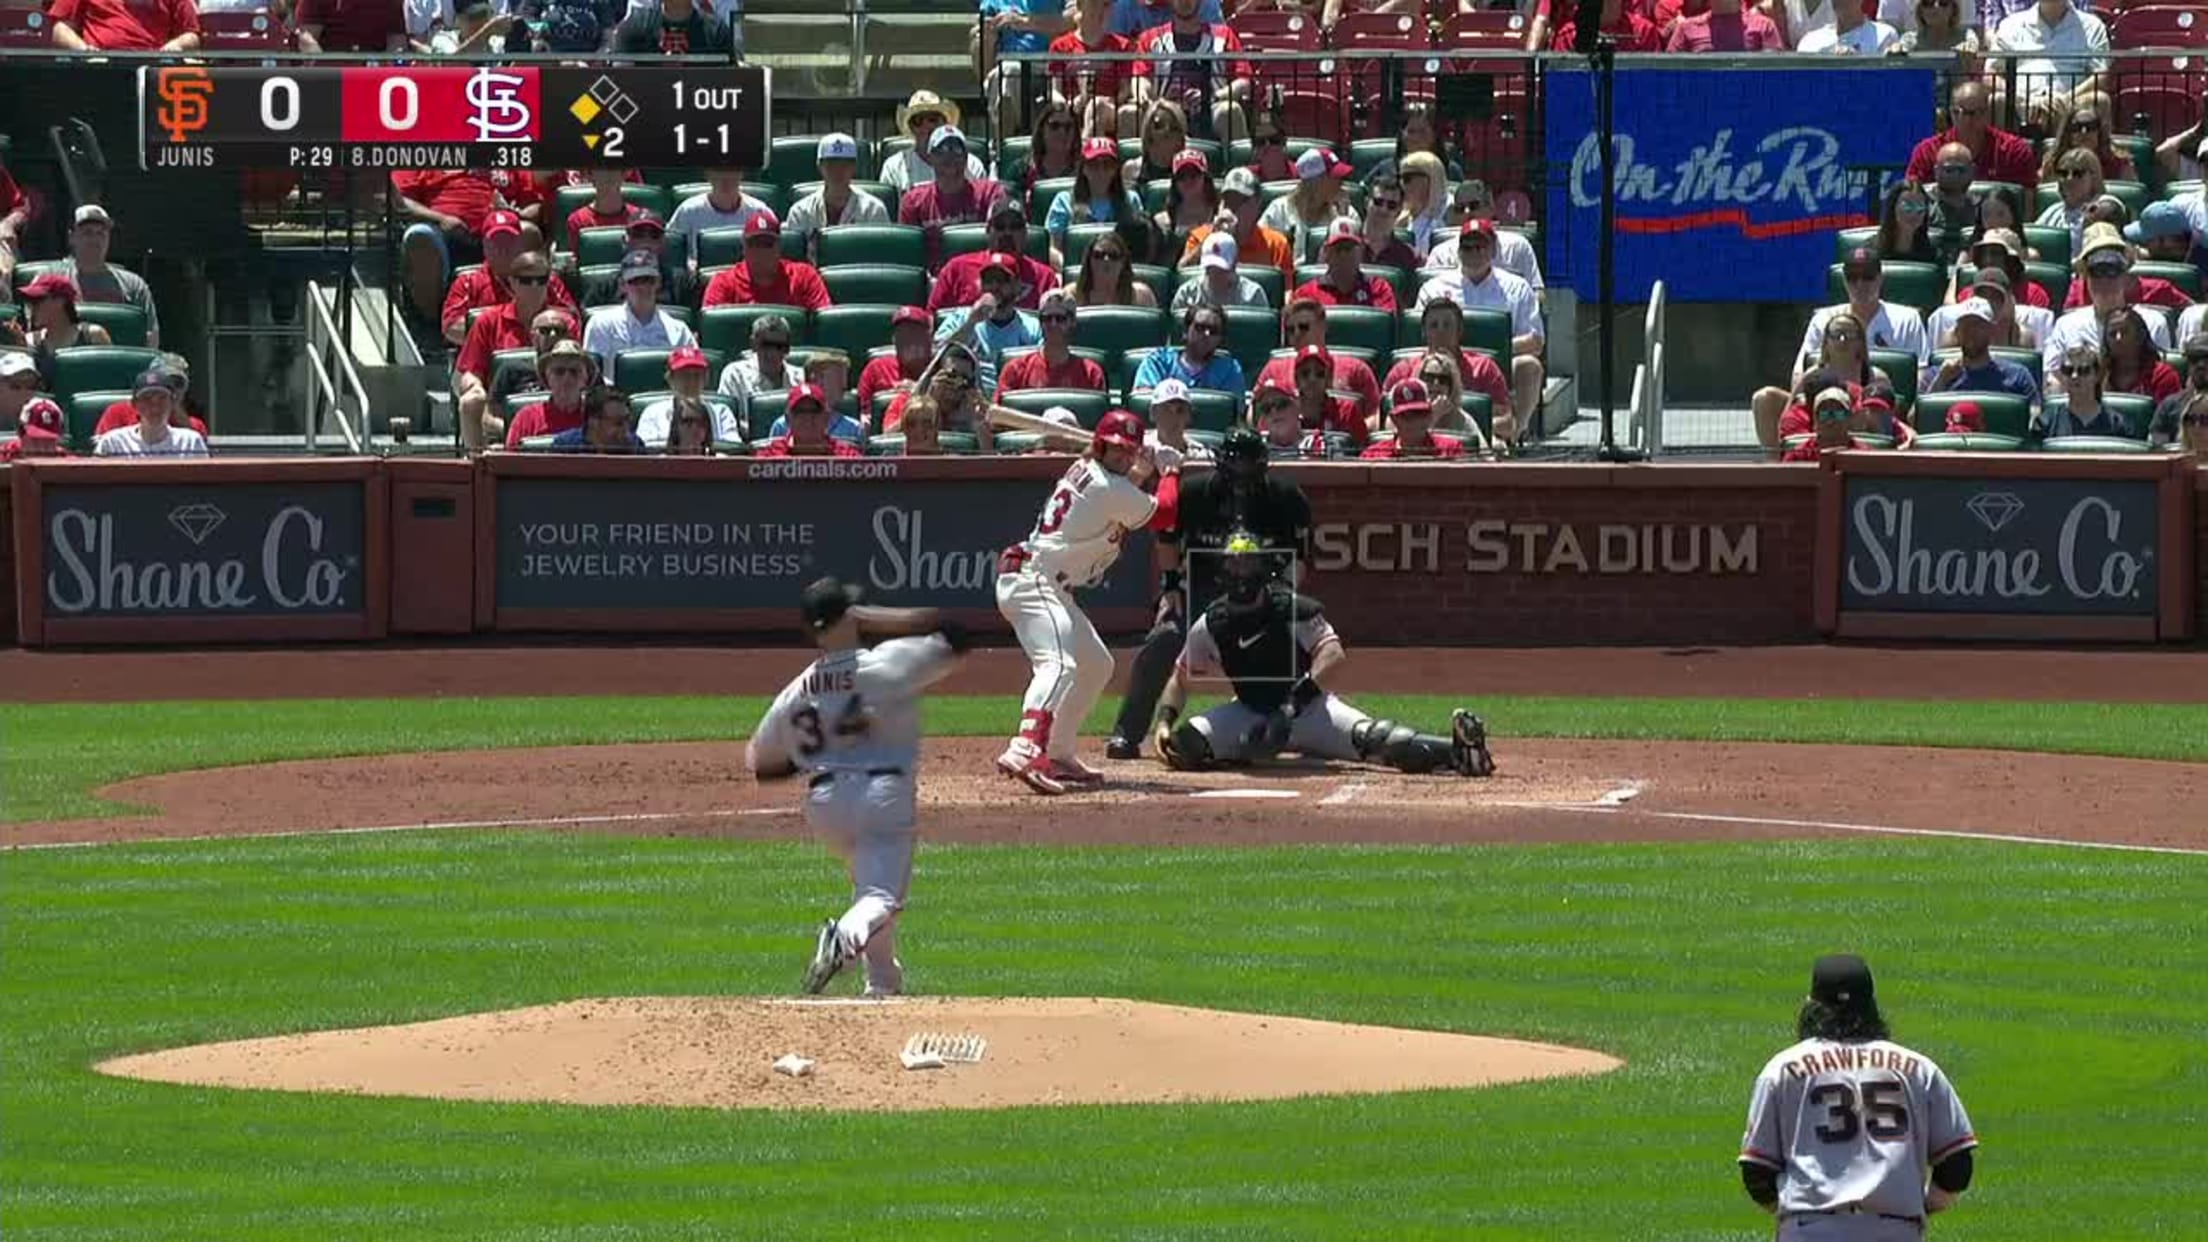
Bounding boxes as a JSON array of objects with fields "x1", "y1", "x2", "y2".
[
  {"x1": 747, "y1": 577, "x2": 971, "y2": 997},
  {"x1": 995, "y1": 409, "x2": 1182, "y2": 795},
  {"x1": 1152, "y1": 531, "x2": 1495, "y2": 777},
  {"x1": 1740, "y1": 955, "x2": 1979, "y2": 1239}
]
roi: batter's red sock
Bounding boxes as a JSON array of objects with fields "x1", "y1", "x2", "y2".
[{"x1": 1017, "y1": 709, "x2": 1055, "y2": 756}]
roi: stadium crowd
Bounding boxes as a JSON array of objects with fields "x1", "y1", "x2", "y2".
[{"x1": 5, "y1": 0, "x2": 2208, "y2": 457}]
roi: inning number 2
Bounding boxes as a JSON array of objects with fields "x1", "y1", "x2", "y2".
[
  {"x1": 1810, "y1": 1080, "x2": 1911, "y2": 1143},
  {"x1": 792, "y1": 697, "x2": 870, "y2": 756}
]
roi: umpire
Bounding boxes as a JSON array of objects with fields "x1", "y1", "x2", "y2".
[{"x1": 1106, "y1": 425, "x2": 1313, "y2": 759}]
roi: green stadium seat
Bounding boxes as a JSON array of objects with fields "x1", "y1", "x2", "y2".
[
  {"x1": 1235, "y1": 263, "x2": 1286, "y2": 306},
  {"x1": 1348, "y1": 138, "x2": 1395, "y2": 180},
  {"x1": 1073, "y1": 305, "x2": 1170, "y2": 365},
  {"x1": 745, "y1": 390, "x2": 788, "y2": 441},
  {"x1": 766, "y1": 134, "x2": 867, "y2": 189},
  {"x1": 1028, "y1": 177, "x2": 1076, "y2": 223},
  {"x1": 2098, "y1": 393, "x2": 2155, "y2": 437},
  {"x1": 699, "y1": 304, "x2": 806, "y2": 354},
  {"x1": 1257, "y1": 180, "x2": 1298, "y2": 215},
  {"x1": 1825, "y1": 261, "x2": 1945, "y2": 312},
  {"x1": 1318, "y1": 305, "x2": 1396, "y2": 357},
  {"x1": 695, "y1": 226, "x2": 752, "y2": 269},
  {"x1": 1124, "y1": 137, "x2": 1220, "y2": 173},
  {"x1": 64, "y1": 389, "x2": 128, "y2": 449},
  {"x1": 2040, "y1": 434, "x2": 2153, "y2": 452},
  {"x1": 2133, "y1": 261, "x2": 2202, "y2": 297},
  {"x1": 576, "y1": 226, "x2": 631, "y2": 268},
  {"x1": 50, "y1": 346, "x2": 162, "y2": 407},
  {"x1": 1448, "y1": 391, "x2": 1495, "y2": 440},
  {"x1": 816, "y1": 224, "x2": 927, "y2": 269},
  {"x1": 2022, "y1": 225, "x2": 2071, "y2": 269},
  {"x1": 1124, "y1": 385, "x2": 1239, "y2": 432},
  {"x1": 486, "y1": 346, "x2": 538, "y2": 394},
  {"x1": 866, "y1": 431, "x2": 982, "y2": 456},
  {"x1": 1001, "y1": 387, "x2": 1112, "y2": 427},
  {"x1": 1062, "y1": 223, "x2": 1119, "y2": 266},
  {"x1": 994, "y1": 136, "x2": 1033, "y2": 185},
  {"x1": 1116, "y1": 346, "x2": 1163, "y2": 398},
  {"x1": 520, "y1": 434, "x2": 557, "y2": 451},
  {"x1": 1912, "y1": 432, "x2": 2026, "y2": 451},
  {"x1": 1464, "y1": 307, "x2": 1514, "y2": 359},
  {"x1": 810, "y1": 305, "x2": 900, "y2": 363},
  {"x1": 746, "y1": 184, "x2": 790, "y2": 218},
  {"x1": 1871, "y1": 348, "x2": 1919, "y2": 413},
  {"x1": 1140, "y1": 179, "x2": 1172, "y2": 214},
  {"x1": 1915, "y1": 390, "x2": 2030, "y2": 437},
  {"x1": 942, "y1": 222, "x2": 1051, "y2": 263},
  {"x1": 553, "y1": 182, "x2": 674, "y2": 226},
  {"x1": 576, "y1": 264, "x2": 621, "y2": 307},
  {"x1": 820, "y1": 264, "x2": 928, "y2": 306},
  {"x1": 1222, "y1": 305, "x2": 1282, "y2": 377},
  {"x1": 612, "y1": 347, "x2": 724, "y2": 393},
  {"x1": 11, "y1": 259, "x2": 66, "y2": 293},
  {"x1": 73, "y1": 303, "x2": 149, "y2": 348},
  {"x1": 1229, "y1": 136, "x2": 1323, "y2": 169},
  {"x1": 994, "y1": 430, "x2": 1050, "y2": 454},
  {"x1": 1833, "y1": 226, "x2": 1881, "y2": 262}
]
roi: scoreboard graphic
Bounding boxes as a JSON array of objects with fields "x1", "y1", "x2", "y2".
[{"x1": 139, "y1": 65, "x2": 771, "y2": 172}]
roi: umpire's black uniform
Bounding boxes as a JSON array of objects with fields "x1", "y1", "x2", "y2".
[{"x1": 1106, "y1": 428, "x2": 1313, "y2": 756}]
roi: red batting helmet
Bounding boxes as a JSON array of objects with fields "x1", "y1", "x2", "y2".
[{"x1": 1093, "y1": 409, "x2": 1143, "y2": 452}]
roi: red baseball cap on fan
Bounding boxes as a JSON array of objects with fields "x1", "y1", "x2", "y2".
[
  {"x1": 744, "y1": 211, "x2": 782, "y2": 237},
  {"x1": 1081, "y1": 137, "x2": 1118, "y2": 163},
  {"x1": 481, "y1": 209, "x2": 523, "y2": 239},
  {"x1": 787, "y1": 382, "x2": 828, "y2": 412},
  {"x1": 891, "y1": 305, "x2": 930, "y2": 329},
  {"x1": 16, "y1": 396, "x2": 63, "y2": 440},
  {"x1": 668, "y1": 344, "x2": 709, "y2": 372},
  {"x1": 1294, "y1": 342, "x2": 1333, "y2": 368}
]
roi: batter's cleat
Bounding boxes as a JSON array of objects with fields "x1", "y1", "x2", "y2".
[
  {"x1": 996, "y1": 741, "x2": 1068, "y2": 795},
  {"x1": 1104, "y1": 736, "x2": 1141, "y2": 761},
  {"x1": 1451, "y1": 710, "x2": 1496, "y2": 777},
  {"x1": 1054, "y1": 756, "x2": 1107, "y2": 786},
  {"x1": 801, "y1": 919, "x2": 853, "y2": 995}
]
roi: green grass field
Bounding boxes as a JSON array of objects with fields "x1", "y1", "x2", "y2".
[{"x1": 3, "y1": 695, "x2": 2204, "y2": 1239}]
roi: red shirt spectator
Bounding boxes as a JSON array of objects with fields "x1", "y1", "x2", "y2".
[
  {"x1": 1903, "y1": 94, "x2": 2039, "y2": 189},
  {"x1": 93, "y1": 401, "x2": 208, "y2": 437},
  {"x1": 995, "y1": 351, "x2": 1106, "y2": 397},
  {"x1": 1293, "y1": 275, "x2": 1397, "y2": 312},
  {"x1": 294, "y1": 0, "x2": 405, "y2": 50},
  {"x1": 701, "y1": 260, "x2": 831, "y2": 309},
  {"x1": 393, "y1": 171, "x2": 500, "y2": 236},
  {"x1": 1382, "y1": 351, "x2": 1513, "y2": 422},
  {"x1": 441, "y1": 267, "x2": 577, "y2": 340},
  {"x1": 559, "y1": 170, "x2": 645, "y2": 187},
  {"x1": 1550, "y1": 7, "x2": 1662, "y2": 50},
  {"x1": 930, "y1": 249, "x2": 1059, "y2": 312},
  {"x1": 565, "y1": 201, "x2": 648, "y2": 254},
  {"x1": 1362, "y1": 432, "x2": 1465, "y2": 459},
  {"x1": 2, "y1": 398, "x2": 70, "y2": 461},
  {"x1": 1663, "y1": 2, "x2": 1781, "y2": 49},
  {"x1": 755, "y1": 435, "x2": 865, "y2": 458},
  {"x1": 1256, "y1": 353, "x2": 1381, "y2": 424},
  {"x1": 505, "y1": 396, "x2": 588, "y2": 447},
  {"x1": 897, "y1": 178, "x2": 1009, "y2": 233},
  {"x1": 1129, "y1": 21, "x2": 1251, "y2": 91},
  {"x1": 49, "y1": 0, "x2": 199, "y2": 50},
  {"x1": 1048, "y1": 28, "x2": 1134, "y2": 103},
  {"x1": 859, "y1": 307, "x2": 935, "y2": 414},
  {"x1": 2113, "y1": 359, "x2": 2183, "y2": 404},
  {"x1": 455, "y1": 301, "x2": 572, "y2": 385},
  {"x1": 486, "y1": 169, "x2": 551, "y2": 220},
  {"x1": 2059, "y1": 276, "x2": 2192, "y2": 312},
  {"x1": 1650, "y1": 0, "x2": 1708, "y2": 29},
  {"x1": 1, "y1": 167, "x2": 25, "y2": 220}
]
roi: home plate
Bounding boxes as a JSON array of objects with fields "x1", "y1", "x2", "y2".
[{"x1": 1188, "y1": 788, "x2": 1302, "y2": 800}]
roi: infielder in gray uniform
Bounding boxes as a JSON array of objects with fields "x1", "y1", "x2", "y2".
[
  {"x1": 1150, "y1": 531, "x2": 1494, "y2": 777},
  {"x1": 1740, "y1": 955, "x2": 1978, "y2": 1240},
  {"x1": 748, "y1": 577, "x2": 971, "y2": 997}
]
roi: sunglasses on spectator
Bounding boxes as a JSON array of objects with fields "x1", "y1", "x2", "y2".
[
  {"x1": 532, "y1": 324, "x2": 565, "y2": 336},
  {"x1": 2061, "y1": 169, "x2": 2094, "y2": 180},
  {"x1": 2087, "y1": 262, "x2": 2127, "y2": 277},
  {"x1": 625, "y1": 274, "x2": 660, "y2": 286},
  {"x1": 1041, "y1": 311, "x2": 1075, "y2": 325},
  {"x1": 1287, "y1": 320, "x2": 1318, "y2": 335},
  {"x1": 546, "y1": 364, "x2": 587, "y2": 379},
  {"x1": 1420, "y1": 371, "x2": 1451, "y2": 387},
  {"x1": 2060, "y1": 364, "x2": 2098, "y2": 377},
  {"x1": 1828, "y1": 329, "x2": 1862, "y2": 341},
  {"x1": 1093, "y1": 249, "x2": 1125, "y2": 262},
  {"x1": 1370, "y1": 197, "x2": 1402, "y2": 212},
  {"x1": 1936, "y1": 162, "x2": 1971, "y2": 176},
  {"x1": 1815, "y1": 405, "x2": 1850, "y2": 423},
  {"x1": 513, "y1": 273, "x2": 550, "y2": 285},
  {"x1": 908, "y1": 113, "x2": 943, "y2": 131},
  {"x1": 759, "y1": 338, "x2": 791, "y2": 350},
  {"x1": 1187, "y1": 320, "x2": 1221, "y2": 335},
  {"x1": 1921, "y1": 0, "x2": 1955, "y2": 7},
  {"x1": 2071, "y1": 117, "x2": 2102, "y2": 131},
  {"x1": 1842, "y1": 271, "x2": 1878, "y2": 283}
]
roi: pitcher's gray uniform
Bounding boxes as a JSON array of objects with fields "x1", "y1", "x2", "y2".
[
  {"x1": 749, "y1": 621, "x2": 962, "y2": 997},
  {"x1": 1740, "y1": 955, "x2": 1978, "y2": 1239}
]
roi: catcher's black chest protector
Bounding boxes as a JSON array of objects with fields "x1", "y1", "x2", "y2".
[
  {"x1": 1206, "y1": 587, "x2": 1317, "y2": 714},
  {"x1": 1174, "y1": 475, "x2": 1313, "y2": 608}
]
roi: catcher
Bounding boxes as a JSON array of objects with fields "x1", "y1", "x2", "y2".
[{"x1": 1152, "y1": 531, "x2": 1495, "y2": 777}]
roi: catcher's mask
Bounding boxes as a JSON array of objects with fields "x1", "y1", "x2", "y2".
[
  {"x1": 1220, "y1": 528, "x2": 1272, "y2": 604},
  {"x1": 1217, "y1": 425, "x2": 1267, "y2": 489}
]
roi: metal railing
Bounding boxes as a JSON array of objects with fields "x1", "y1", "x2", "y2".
[
  {"x1": 303, "y1": 278, "x2": 368, "y2": 453},
  {"x1": 1629, "y1": 279, "x2": 1666, "y2": 458}
]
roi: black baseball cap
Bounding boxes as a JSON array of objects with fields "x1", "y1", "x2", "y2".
[
  {"x1": 1811, "y1": 954, "x2": 1876, "y2": 1008},
  {"x1": 799, "y1": 576, "x2": 863, "y2": 631}
]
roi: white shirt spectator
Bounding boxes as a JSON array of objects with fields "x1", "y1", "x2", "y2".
[
  {"x1": 1784, "y1": 0, "x2": 1913, "y2": 38},
  {"x1": 879, "y1": 149, "x2": 989, "y2": 195},
  {"x1": 1413, "y1": 267, "x2": 1543, "y2": 343},
  {"x1": 581, "y1": 305, "x2": 697, "y2": 372},
  {"x1": 2176, "y1": 302, "x2": 2208, "y2": 342},
  {"x1": 1168, "y1": 273, "x2": 1272, "y2": 312},
  {"x1": 2041, "y1": 303, "x2": 2170, "y2": 381},
  {"x1": 1797, "y1": 18, "x2": 1900, "y2": 52},
  {"x1": 95, "y1": 425, "x2": 209, "y2": 456},
  {"x1": 666, "y1": 191, "x2": 773, "y2": 263},
  {"x1": 1795, "y1": 301, "x2": 1931, "y2": 369},
  {"x1": 783, "y1": 187, "x2": 891, "y2": 239},
  {"x1": 1144, "y1": 429, "x2": 1214, "y2": 473},
  {"x1": 1925, "y1": 300, "x2": 2057, "y2": 350},
  {"x1": 2173, "y1": 185, "x2": 2208, "y2": 243},
  {"x1": 622, "y1": 0, "x2": 734, "y2": 26},
  {"x1": 717, "y1": 353, "x2": 800, "y2": 413},
  {"x1": 1991, "y1": 1, "x2": 2110, "y2": 102},
  {"x1": 635, "y1": 396, "x2": 743, "y2": 445},
  {"x1": 1423, "y1": 230, "x2": 1546, "y2": 292}
]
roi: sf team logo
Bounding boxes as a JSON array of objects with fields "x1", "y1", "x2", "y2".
[
  {"x1": 156, "y1": 68, "x2": 215, "y2": 144},
  {"x1": 465, "y1": 69, "x2": 534, "y2": 143}
]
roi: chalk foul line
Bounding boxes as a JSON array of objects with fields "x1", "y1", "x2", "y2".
[
  {"x1": 7, "y1": 807, "x2": 790, "y2": 851},
  {"x1": 1520, "y1": 802, "x2": 2206, "y2": 857}
]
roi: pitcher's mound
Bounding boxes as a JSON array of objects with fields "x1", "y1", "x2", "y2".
[{"x1": 98, "y1": 996, "x2": 1622, "y2": 1112}]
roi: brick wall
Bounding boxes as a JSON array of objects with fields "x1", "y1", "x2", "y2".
[
  {"x1": 1280, "y1": 464, "x2": 1824, "y2": 646},
  {"x1": 0, "y1": 468, "x2": 14, "y2": 646}
]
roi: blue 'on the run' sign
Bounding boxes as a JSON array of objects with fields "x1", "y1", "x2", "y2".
[{"x1": 1543, "y1": 63, "x2": 1936, "y2": 303}]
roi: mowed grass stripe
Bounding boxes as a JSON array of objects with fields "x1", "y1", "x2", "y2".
[
  {"x1": 5, "y1": 695, "x2": 2206, "y2": 823},
  {"x1": 1, "y1": 831, "x2": 2202, "y2": 1238}
]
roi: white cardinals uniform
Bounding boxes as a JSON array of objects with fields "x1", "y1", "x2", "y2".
[
  {"x1": 995, "y1": 456, "x2": 1159, "y2": 774},
  {"x1": 749, "y1": 633, "x2": 962, "y2": 995}
]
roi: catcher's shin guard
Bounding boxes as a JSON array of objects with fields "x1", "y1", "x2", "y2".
[
  {"x1": 1350, "y1": 718, "x2": 1457, "y2": 775},
  {"x1": 1110, "y1": 615, "x2": 1184, "y2": 744}
]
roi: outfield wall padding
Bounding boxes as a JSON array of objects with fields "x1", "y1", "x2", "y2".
[{"x1": 2, "y1": 454, "x2": 2199, "y2": 648}]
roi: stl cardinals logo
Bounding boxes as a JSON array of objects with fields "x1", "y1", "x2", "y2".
[
  {"x1": 465, "y1": 69, "x2": 534, "y2": 143},
  {"x1": 156, "y1": 68, "x2": 214, "y2": 145}
]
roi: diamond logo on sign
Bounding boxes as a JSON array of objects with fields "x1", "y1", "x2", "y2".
[
  {"x1": 1964, "y1": 491, "x2": 2024, "y2": 534},
  {"x1": 167, "y1": 503, "x2": 227, "y2": 546}
]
